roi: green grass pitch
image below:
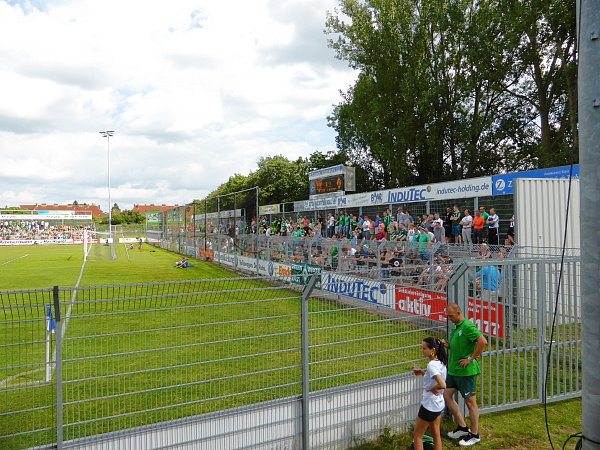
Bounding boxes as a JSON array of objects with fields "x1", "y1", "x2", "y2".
[{"x1": 0, "y1": 243, "x2": 429, "y2": 449}]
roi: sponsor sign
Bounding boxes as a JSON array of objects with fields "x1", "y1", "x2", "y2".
[
  {"x1": 259, "y1": 204, "x2": 281, "y2": 216},
  {"x1": 308, "y1": 164, "x2": 346, "y2": 180},
  {"x1": 0, "y1": 214, "x2": 92, "y2": 220},
  {"x1": 0, "y1": 239, "x2": 80, "y2": 246},
  {"x1": 321, "y1": 273, "x2": 394, "y2": 308},
  {"x1": 294, "y1": 177, "x2": 492, "y2": 211},
  {"x1": 37, "y1": 210, "x2": 74, "y2": 215},
  {"x1": 394, "y1": 287, "x2": 504, "y2": 338},
  {"x1": 395, "y1": 287, "x2": 447, "y2": 322},
  {"x1": 492, "y1": 165, "x2": 580, "y2": 195},
  {"x1": 119, "y1": 238, "x2": 145, "y2": 243},
  {"x1": 291, "y1": 262, "x2": 322, "y2": 286},
  {"x1": 145, "y1": 211, "x2": 163, "y2": 224}
]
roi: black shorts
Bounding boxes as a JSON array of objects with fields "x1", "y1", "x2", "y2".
[{"x1": 418, "y1": 405, "x2": 443, "y2": 422}]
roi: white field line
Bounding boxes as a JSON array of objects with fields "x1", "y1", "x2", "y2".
[
  {"x1": 0, "y1": 259, "x2": 87, "y2": 388},
  {"x1": 0, "y1": 254, "x2": 29, "y2": 266}
]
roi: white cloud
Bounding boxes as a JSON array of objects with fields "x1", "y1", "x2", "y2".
[{"x1": 0, "y1": 0, "x2": 356, "y2": 210}]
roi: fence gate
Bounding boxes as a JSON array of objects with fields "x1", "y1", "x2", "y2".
[{"x1": 446, "y1": 256, "x2": 582, "y2": 414}]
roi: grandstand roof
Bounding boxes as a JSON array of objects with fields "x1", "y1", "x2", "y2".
[
  {"x1": 20, "y1": 203, "x2": 106, "y2": 218},
  {"x1": 132, "y1": 204, "x2": 179, "y2": 213}
]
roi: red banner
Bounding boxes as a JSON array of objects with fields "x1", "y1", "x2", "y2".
[{"x1": 394, "y1": 286, "x2": 504, "y2": 338}]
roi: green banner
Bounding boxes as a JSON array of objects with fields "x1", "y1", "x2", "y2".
[{"x1": 291, "y1": 262, "x2": 322, "y2": 287}]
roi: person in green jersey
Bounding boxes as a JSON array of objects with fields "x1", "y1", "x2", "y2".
[
  {"x1": 344, "y1": 212, "x2": 351, "y2": 238},
  {"x1": 383, "y1": 209, "x2": 392, "y2": 234},
  {"x1": 442, "y1": 303, "x2": 488, "y2": 447},
  {"x1": 336, "y1": 213, "x2": 345, "y2": 238},
  {"x1": 418, "y1": 227, "x2": 431, "y2": 261}
]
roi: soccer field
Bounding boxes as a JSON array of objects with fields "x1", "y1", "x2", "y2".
[{"x1": 0, "y1": 243, "x2": 428, "y2": 449}]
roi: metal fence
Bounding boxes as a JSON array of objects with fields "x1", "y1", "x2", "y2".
[{"x1": 1, "y1": 251, "x2": 581, "y2": 449}]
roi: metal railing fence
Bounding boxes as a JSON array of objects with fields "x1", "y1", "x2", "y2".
[
  {"x1": 1, "y1": 252, "x2": 582, "y2": 449},
  {"x1": 1, "y1": 274, "x2": 442, "y2": 449}
]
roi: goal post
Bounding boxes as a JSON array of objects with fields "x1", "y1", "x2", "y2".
[{"x1": 84, "y1": 230, "x2": 117, "y2": 261}]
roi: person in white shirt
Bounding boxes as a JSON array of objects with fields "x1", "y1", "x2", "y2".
[
  {"x1": 413, "y1": 337, "x2": 448, "y2": 450},
  {"x1": 460, "y1": 209, "x2": 473, "y2": 250},
  {"x1": 362, "y1": 216, "x2": 372, "y2": 241},
  {"x1": 487, "y1": 208, "x2": 500, "y2": 246}
]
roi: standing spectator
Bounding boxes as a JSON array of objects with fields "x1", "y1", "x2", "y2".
[
  {"x1": 460, "y1": 209, "x2": 473, "y2": 250},
  {"x1": 412, "y1": 338, "x2": 448, "y2": 450},
  {"x1": 383, "y1": 209, "x2": 392, "y2": 234},
  {"x1": 444, "y1": 207, "x2": 453, "y2": 241},
  {"x1": 418, "y1": 227, "x2": 432, "y2": 261},
  {"x1": 362, "y1": 216, "x2": 372, "y2": 241},
  {"x1": 397, "y1": 208, "x2": 406, "y2": 227},
  {"x1": 472, "y1": 210, "x2": 484, "y2": 244},
  {"x1": 479, "y1": 207, "x2": 489, "y2": 243},
  {"x1": 487, "y1": 208, "x2": 500, "y2": 246},
  {"x1": 443, "y1": 304, "x2": 488, "y2": 447},
  {"x1": 505, "y1": 215, "x2": 515, "y2": 245},
  {"x1": 432, "y1": 213, "x2": 445, "y2": 244},
  {"x1": 451, "y1": 205, "x2": 462, "y2": 244},
  {"x1": 327, "y1": 213, "x2": 335, "y2": 238}
]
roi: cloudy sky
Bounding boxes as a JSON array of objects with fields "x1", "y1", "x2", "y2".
[{"x1": 0, "y1": 0, "x2": 355, "y2": 211}]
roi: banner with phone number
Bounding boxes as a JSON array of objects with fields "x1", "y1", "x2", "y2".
[{"x1": 394, "y1": 286, "x2": 504, "y2": 338}]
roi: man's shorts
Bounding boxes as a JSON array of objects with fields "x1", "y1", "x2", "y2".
[
  {"x1": 452, "y1": 225, "x2": 461, "y2": 236},
  {"x1": 418, "y1": 405, "x2": 443, "y2": 422},
  {"x1": 446, "y1": 374, "x2": 477, "y2": 398}
]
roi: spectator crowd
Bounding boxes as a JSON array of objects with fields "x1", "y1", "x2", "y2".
[{"x1": 0, "y1": 221, "x2": 93, "y2": 241}]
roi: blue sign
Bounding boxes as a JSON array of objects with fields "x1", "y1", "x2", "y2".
[{"x1": 492, "y1": 165, "x2": 579, "y2": 195}]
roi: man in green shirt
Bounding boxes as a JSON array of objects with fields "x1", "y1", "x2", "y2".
[{"x1": 443, "y1": 303, "x2": 488, "y2": 447}]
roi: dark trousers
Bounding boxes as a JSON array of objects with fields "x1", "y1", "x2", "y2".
[
  {"x1": 489, "y1": 228, "x2": 499, "y2": 245},
  {"x1": 473, "y1": 229, "x2": 483, "y2": 244}
]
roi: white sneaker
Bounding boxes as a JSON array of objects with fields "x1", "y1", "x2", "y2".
[
  {"x1": 459, "y1": 433, "x2": 481, "y2": 446},
  {"x1": 447, "y1": 428, "x2": 470, "y2": 439}
]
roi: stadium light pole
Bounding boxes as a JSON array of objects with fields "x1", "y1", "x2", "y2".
[{"x1": 99, "y1": 131, "x2": 115, "y2": 235}]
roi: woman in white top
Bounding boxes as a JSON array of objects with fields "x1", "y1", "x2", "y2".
[{"x1": 413, "y1": 337, "x2": 448, "y2": 450}]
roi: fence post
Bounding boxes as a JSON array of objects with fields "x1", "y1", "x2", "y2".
[
  {"x1": 301, "y1": 274, "x2": 318, "y2": 450},
  {"x1": 53, "y1": 286, "x2": 63, "y2": 449},
  {"x1": 537, "y1": 263, "x2": 548, "y2": 402}
]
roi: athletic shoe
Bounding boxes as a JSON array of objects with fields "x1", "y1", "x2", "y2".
[
  {"x1": 459, "y1": 432, "x2": 481, "y2": 446},
  {"x1": 447, "y1": 427, "x2": 470, "y2": 440}
]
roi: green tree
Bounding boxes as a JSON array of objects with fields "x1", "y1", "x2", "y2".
[{"x1": 326, "y1": 0, "x2": 575, "y2": 185}]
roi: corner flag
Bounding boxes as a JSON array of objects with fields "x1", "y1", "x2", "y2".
[{"x1": 46, "y1": 306, "x2": 56, "y2": 334}]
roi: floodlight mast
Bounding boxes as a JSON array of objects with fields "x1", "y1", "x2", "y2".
[{"x1": 99, "y1": 131, "x2": 115, "y2": 235}]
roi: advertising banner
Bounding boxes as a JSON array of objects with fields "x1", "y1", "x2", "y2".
[
  {"x1": 291, "y1": 262, "x2": 322, "y2": 286},
  {"x1": 259, "y1": 204, "x2": 281, "y2": 216},
  {"x1": 37, "y1": 210, "x2": 75, "y2": 215},
  {"x1": 321, "y1": 272, "x2": 395, "y2": 308},
  {"x1": 0, "y1": 214, "x2": 92, "y2": 220},
  {"x1": 0, "y1": 239, "x2": 81, "y2": 246},
  {"x1": 146, "y1": 211, "x2": 163, "y2": 224},
  {"x1": 492, "y1": 164, "x2": 580, "y2": 195},
  {"x1": 394, "y1": 287, "x2": 504, "y2": 338},
  {"x1": 308, "y1": 164, "x2": 345, "y2": 180}
]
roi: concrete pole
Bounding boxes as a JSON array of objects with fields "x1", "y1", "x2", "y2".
[{"x1": 578, "y1": 1, "x2": 600, "y2": 448}]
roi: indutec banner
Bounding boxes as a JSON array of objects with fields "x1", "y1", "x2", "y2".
[
  {"x1": 378, "y1": 177, "x2": 493, "y2": 205},
  {"x1": 394, "y1": 286, "x2": 504, "y2": 338},
  {"x1": 321, "y1": 272, "x2": 395, "y2": 308}
]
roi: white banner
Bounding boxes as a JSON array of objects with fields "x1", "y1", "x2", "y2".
[
  {"x1": 0, "y1": 214, "x2": 93, "y2": 220},
  {"x1": 119, "y1": 238, "x2": 145, "y2": 243},
  {"x1": 0, "y1": 239, "x2": 77, "y2": 246}
]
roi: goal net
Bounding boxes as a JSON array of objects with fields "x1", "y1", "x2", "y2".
[{"x1": 84, "y1": 230, "x2": 117, "y2": 261}]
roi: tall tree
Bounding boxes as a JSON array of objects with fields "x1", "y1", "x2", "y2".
[{"x1": 326, "y1": 0, "x2": 576, "y2": 184}]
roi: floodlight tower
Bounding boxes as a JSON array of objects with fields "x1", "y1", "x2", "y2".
[{"x1": 99, "y1": 131, "x2": 115, "y2": 235}]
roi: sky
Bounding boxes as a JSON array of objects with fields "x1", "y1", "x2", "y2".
[{"x1": 0, "y1": 0, "x2": 356, "y2": 211}]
